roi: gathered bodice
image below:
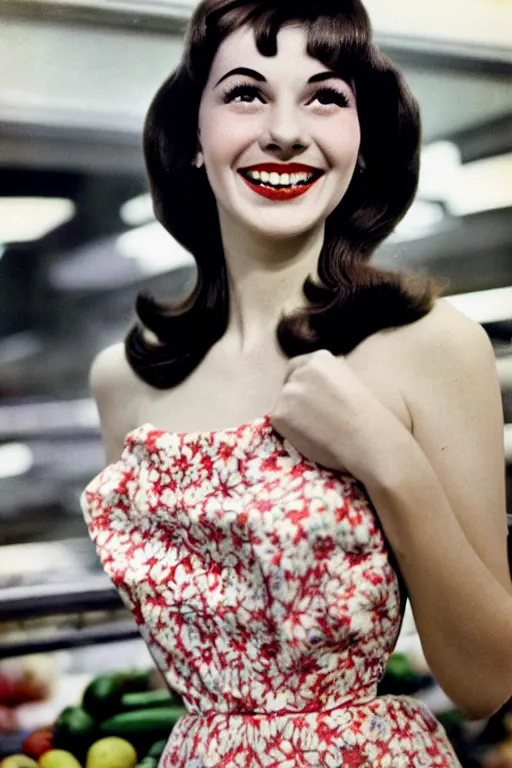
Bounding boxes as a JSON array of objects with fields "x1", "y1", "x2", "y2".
[{"x1": 81, "y1": 414, "x2": 460, "y2": 767}]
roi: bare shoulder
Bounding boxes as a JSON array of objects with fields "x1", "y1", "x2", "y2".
[
  {"x1": 89, "y1": 342, "x2": 148, "y2": 464},
  {"x1": 90, "y1": 342, "x2": 129, "y2": 393},
  {"x1": 387, "y1": 297, "x2": 495, "y2": 379}
]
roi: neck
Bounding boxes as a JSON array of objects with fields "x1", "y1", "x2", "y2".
[{"x1": 219, "y1": 216, "x2": 324, "y2": 356}]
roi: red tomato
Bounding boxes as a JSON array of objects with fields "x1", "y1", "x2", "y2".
[{"x1": 22, "y1": 727, "x2": 54, "y2": 759}]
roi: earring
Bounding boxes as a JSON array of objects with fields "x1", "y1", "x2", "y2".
[
  {"x1": 357, "y1": 155, "x2": 366, "y2": 174},
  {"x1": 193, "y1": 151, "x2": 204, "y2": 169}
]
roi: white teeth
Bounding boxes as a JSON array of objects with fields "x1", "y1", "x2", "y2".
[{"x1": 244, "y1": 169, "x2": 316, "y2": 187}]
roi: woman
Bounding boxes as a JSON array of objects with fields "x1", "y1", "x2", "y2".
[{"x1": 81, "y1": 0, "x2": 511, "y2": 765}]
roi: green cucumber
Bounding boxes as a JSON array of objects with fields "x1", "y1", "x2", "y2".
[
  {"x1": 53, "y1": 705, "x2": 98, "y2": 760},
  {"x1": 82, "y1": 669, "x2": 154, "y2": 721},
  {"x1": 100, "y1": 706, "x2": 185, "y2": 735},
  {"x1": 119, "y1": 668, "x2": 153, "y2": 693},
  {"x1": 147, "y1": 739, "x2": 167, "y2": 758},
  {"x1": 121, "y1": 690, "x2": 174, "y2": 710},
  {"x1": 136, "y1": 760, "x2": 158, "y2": 768}
]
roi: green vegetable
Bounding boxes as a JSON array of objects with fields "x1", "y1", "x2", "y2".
[
  {"x1": 53, "y1": 706, "x2": 97, "y2": 761},
  {"x1": 82, "y1": 671, "x2": 154, "y2": 721},
  {"x1": 385, "y1": 653, "x2": 418, "y2": 683},
  {"x1": 100, "y1": 706, "x2": 184, "y2": 736},
  {"x1": 436, "y1": 708, "x2": 464, "y2": 730},
  {"x1": 121, "y1": 690, "x2": 173, "y2": 710},
  {"x1": 118, "y1": 669, "x2": 153, "y2": 694},
  {"x1": 82, "y1": 675, "x2": 124, "y2": 721},
  {"x1": 135, "y1": 759, "x2": 157, "y2": 768},
  {"x1": 147, "y1": 739, "x2": 167, "y2": 759}
]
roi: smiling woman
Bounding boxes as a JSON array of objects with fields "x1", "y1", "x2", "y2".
[
  {"x1": 127, "y1": 0, "x2": 439, "y2": 388},
  {"x1": 80, "y1": 0, "x2": 510, "y2": 766}
]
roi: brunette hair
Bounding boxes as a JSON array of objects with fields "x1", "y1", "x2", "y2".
[{"x1": 126, "y1": 0, "x2": 446, "y2": 388}]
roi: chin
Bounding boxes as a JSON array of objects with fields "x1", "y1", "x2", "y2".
[
  {"x1": 244, "y1": 219, "x2": 322, "y2": 241},
  {"x1": 236, "y1": 205, "x2": 327, "y2": 238}
]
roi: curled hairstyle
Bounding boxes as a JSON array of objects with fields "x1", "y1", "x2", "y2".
[{"x1": 126, "y1": 0, "x2": 445, "y2": 388}]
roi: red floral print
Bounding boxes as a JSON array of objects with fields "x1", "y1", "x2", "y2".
[{"x1": 81, "y1": 414, "x2": 460, "y2": 767}]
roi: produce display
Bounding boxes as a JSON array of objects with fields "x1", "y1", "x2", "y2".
[
  {"x1": 0, "y1": 671, "x2": 185, "y2": 768},
  {"x1": 1, "y1": 655, "x2": 511, "y2": 765}
]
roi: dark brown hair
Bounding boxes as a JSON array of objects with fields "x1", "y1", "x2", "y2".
[{"x1": 126, "y1": 0, "x2": 445, "y2": 388}]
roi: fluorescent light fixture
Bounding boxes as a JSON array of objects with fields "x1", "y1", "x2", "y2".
[
  {"x1": 419, "y1": 141, "x2": 462, "y2": 200},
  {"x1": 419, "y1": 142, "x2": 512, "y2": 217},
  {"x1": 448, "y1": 153, "x2": 512, "y2": 217},
  {"x1": 120, "y1": 193, "x2": 154, "y2": 226},
  {"x1": 444, "y1": 286, "x2": 512, "y2": 323},
  {"x1": 116, "y1": 221, "x2": 194, "y2": 275},
  {"x1": 391, "y1": 200, "x2": 446, "y2": 242},
  {"x1": 0, "y1": 443, "x2": 34, "y2": 479},
  {"x1": 0, "y1": 198, "x2": 75, "y2": 243}
]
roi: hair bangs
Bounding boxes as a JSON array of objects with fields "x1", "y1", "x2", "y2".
[{"x1": 200, "y1": 0, "x2": 373, "y2": 82}]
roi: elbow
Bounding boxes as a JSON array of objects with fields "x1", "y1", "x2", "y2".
[
  {"x1": 451, "y1": 688, "x2": 510, "y2": 722},
  {"x1": 459, "y1": 701, "x2": 504, "y2": 722},
  {"x1": 435, "y1": 672, "x2": 511, "y2": 722}
]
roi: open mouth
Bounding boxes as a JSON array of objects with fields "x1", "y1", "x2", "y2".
[
  {"x1": 237, "y1": 166, "x2": 325, "y2": 201},
  {"x1": 238, "y1": 168, "x2": 324, "y2": 190}
]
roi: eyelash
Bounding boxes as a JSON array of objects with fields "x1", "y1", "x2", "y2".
[{"x1": 221, "y1": 83, "x2": 351, "y2": 109}]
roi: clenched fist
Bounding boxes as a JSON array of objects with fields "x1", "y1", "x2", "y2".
[{"x1": 270, "y1": 349, "x2": 409, "y2": 484}]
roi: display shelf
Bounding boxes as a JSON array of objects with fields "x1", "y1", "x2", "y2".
[{"x1": 0, "y1": 576, "x2": 123, "y2": 622}]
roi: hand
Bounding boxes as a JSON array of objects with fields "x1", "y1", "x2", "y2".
[{"x1": 270, "y1": 349, "x2": 407, "y2": 483}]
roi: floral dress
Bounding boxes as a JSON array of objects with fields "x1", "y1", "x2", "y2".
[{"x1": 81, "y1": 414, "x2": 461, "y2": 767}]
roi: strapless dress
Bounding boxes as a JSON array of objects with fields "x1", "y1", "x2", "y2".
[{"x1": 81, "y1": 413, "x2": 460, "y2": 767}]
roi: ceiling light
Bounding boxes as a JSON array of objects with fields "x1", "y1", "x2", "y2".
[
  {"x1": 0, "y1": 443, "x2": 34, "y2": 479},
  {"x1": 116, "y1": 221, "x2": 194, "y2": 275},
  {"x1": 0, "y1": 198, "x2": 75, "y2": 244},
  {"x1": 419, "y1": 142, "x2": 512, "y2": 217},
  {"x1": 119, "y1": 193, "x2": 154, "y2": 226},
  {"x1": 444, "y1": 286, "x2": 512, "y2": 323},
  {"x1": 391, "y1": 200, "x2": 447, "y2": 242},
  {"x1": 447, "y1": 153, "x2": 512, "y2": 217}
]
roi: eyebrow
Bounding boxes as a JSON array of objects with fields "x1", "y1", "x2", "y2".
[{"x1": 214, "y1": 67, "x2": 344, "y2": 87}]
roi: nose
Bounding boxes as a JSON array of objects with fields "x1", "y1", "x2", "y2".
[{"x1": 259, "y1": 102, "x2": 310, "y2": 158}]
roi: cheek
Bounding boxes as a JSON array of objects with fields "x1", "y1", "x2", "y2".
[
  {"x1": 322, "y1": 116, "x2": 361, "y2": 166},
  {"x1": 201, "y1": 109, "x2": 260, "y2": 163}
]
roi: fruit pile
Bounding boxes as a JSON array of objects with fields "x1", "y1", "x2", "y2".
[{"x1": 0, "y1": 670, "x2": 185, "y2": 768}]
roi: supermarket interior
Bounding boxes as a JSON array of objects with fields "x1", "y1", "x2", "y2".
[{"x1": 0, "y1": 0, "x2": 511, "y2": 766}]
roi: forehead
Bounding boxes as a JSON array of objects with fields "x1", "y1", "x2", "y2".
[{"x1": 206, "y1": 24, "x2": 325, "y2": 83}]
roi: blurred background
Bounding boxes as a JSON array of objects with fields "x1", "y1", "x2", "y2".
[{"x1": 0, "y1": 0, "x2": 511, "y2": 765}]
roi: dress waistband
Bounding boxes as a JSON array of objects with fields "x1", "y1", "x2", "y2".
[{"x1": 198, "y1": 683, "x2": 379, "y2": 718}]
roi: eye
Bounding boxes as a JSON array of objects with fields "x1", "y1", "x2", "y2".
[
  {"x1": 222, "y1": 84, "x2": 265, "y2": 104},
  {"x1": 311, "y1": 87, "x2": 351, "y2": 108}
]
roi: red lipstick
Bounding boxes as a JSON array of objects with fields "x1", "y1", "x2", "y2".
[{"x1": 237, "y1": 162, "x2": 324, "y2": 202}]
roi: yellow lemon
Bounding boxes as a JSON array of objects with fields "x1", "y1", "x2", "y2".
[
  {"x1": 0, "y1": 757, "x2": 39, "y2": 768},
  {"x1": 86, "y1": 738, "x2": 137, "y2": 768},
  {"x1": 38, "y1": 751, "x2": 82, "y2": 768}
]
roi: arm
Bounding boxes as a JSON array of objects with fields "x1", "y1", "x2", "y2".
[
  {"x1": 89, "y1": 343, "x2": 142, "y2": 464},
  {"x1": 360, "y1": 300, "x2": 511, "y2": 720}
]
